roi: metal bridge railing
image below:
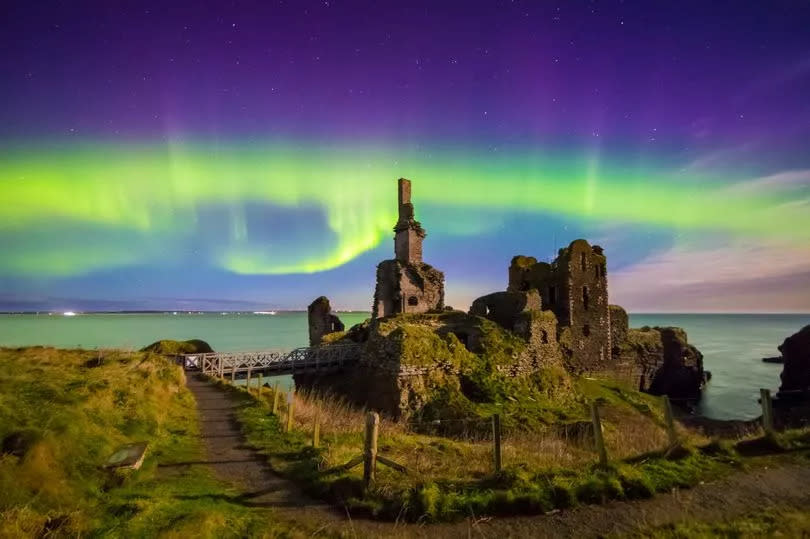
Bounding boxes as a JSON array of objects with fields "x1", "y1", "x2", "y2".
[{"x1": 182, "y1": 344, "x2": 361, "y2": 378}]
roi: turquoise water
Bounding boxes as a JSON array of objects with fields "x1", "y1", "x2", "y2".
[{"x1": 0, "y1": 312, "x2": 807, "y2": 420}]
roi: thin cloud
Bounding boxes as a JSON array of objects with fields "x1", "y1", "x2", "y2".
[{"x1": 610, "y1": 240, "x2": 810, "y2": 312}]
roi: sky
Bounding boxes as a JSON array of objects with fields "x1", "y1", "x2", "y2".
[{"x1": 1, "y1": 0, "x2": 809, "y2": 313}]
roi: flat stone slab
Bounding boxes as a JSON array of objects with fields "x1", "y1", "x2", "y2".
[{"x1": 105, "y1": 441, "x2": 148, "y2": 470}]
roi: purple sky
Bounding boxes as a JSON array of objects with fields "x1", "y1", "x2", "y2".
[{"x1": 1, "y1": 0, "x2": 809, "y2": 312}]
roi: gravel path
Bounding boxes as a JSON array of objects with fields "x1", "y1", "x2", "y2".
[{"x1": 186, "y1": 375, "x2": 810, "y2": 538}]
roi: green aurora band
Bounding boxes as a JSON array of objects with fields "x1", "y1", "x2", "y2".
[{"x1": 1, "y1": 142, "x2": 806, "y2": 277}]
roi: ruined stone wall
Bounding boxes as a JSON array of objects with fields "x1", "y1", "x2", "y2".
[
  {"x1": 507, "y1": 240, "x2": 610, "y2": 372},
  {"x1": 469, "y1": 290, "x2": 542, "y2": 331},
  {"x1": 393, "y1": 178, "x2": 426, "y2": 264},
  {"x1": 556, "y1": 240, "x2": 610, "y2": 370},
  {"x1": 373, "y1": 261, "x2": 399, "y2": 318},
  {"x1": 307, "y1": 296, "x2": 345, "y2": 346},
  {"x1": 507, "y1": 255, "x2": 538, "y2": 292},
  {"x1": 609, "y1": 304, "x2": 629, "y2": 355},
  {"x1": 373, "y1": 177, "x2": 444, "y2": 320},
  {"x1": 395, "y1": 227, "x2": 424, "y2": 264},
  {"x1": 372, "y1": 260, "x2": 444, "y2": 319},
  {"x1": 509, "y1": 309, "x2": 564, "y2": 375}
]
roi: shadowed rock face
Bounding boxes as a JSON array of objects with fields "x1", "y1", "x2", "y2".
[
  {"x1": 616, "y1": 325, "x2": 706, "y2": 401},
  {"x1": 307, "y1": 296, "x2": 344, "y2": 346},
  {"x1": 778, "y1": 325, "x2": 810, "y2": 393}
]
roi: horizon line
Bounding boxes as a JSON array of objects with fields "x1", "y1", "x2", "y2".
[{"x1": 1, "y1": 309, "x2": 809, "y2": 316}]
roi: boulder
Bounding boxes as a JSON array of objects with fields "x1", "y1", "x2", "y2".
[{"x1": 778, "y1": 325, "x2": 810, "y2": 393}]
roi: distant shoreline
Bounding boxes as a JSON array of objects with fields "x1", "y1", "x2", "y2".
[{"x1": 1, "y1": 311, "x2": 807, "y2": 316}]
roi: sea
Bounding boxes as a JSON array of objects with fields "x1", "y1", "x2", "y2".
[{"x1": 0, "y1": 312, "x2": 807, "y2": 421}]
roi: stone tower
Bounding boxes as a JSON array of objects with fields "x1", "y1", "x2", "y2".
[
  {"x1": 394, "y1": 178, "x2": 425, "y2": 264},
  {"x1": 372, "y1": 178, "x2": 444, "y2": 319},
  {"x1": 508, "y1": 239, "x2": 610, "y2": 371}
]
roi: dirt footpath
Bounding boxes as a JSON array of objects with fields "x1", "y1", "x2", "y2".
[{"x1": 186, "y1": 376, "x2": 810, "y2": 538}]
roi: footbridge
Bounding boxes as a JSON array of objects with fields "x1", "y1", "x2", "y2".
[{"x1": 181, "y1": 344, "x2": 361, "y2": 378}]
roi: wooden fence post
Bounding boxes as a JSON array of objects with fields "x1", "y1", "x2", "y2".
[
  {"x1": 230, "y1": 364, "x2": 235, "y2": 383},
  {"x1": 312, "y1": 407, "x2": 321, "y2": 448},
  {"x1": 257, "y1": 374, "x2": 263, "y2": 396},
  {"x1": 760, "y1": 388, "x2": 775, "y2": 436},
  {"x1": 591, "y1": 403, "x2": 608, "y2": 468},
  {"x1": 662, "y1": 395, "x2": 678, "y2": 447},
  {"x1": 492, "y1": 413, "x2": 502, "y2": 473},
  {"x1": 363, "y1": 412, "x2": 380, "y2": 488},
  {"x1": 285, "y1": 393, "x2": 295, "y2": 433},
  {"x1": 272, "y1": 383, "x2": 281, "y2": 415}
]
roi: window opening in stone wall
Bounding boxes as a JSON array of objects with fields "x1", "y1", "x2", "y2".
[
  {"x1": 583, "y1": 324, "x2": 591, "y2": 337},
  {"x1": 580, "y1": 253, "x2": 587, "y2": 271},
  {"x1": 541, "y1": 330, "x2": 549, "y2": 344},
  {"x1": 583, "y1": 286, "x2": 590, "y2": 310},
  {"x1": 519, "y1": 280, "x2": 529, "y2": 291},
  {"x1": 407, "y1": 296, "x2": 418, "y2": 306}
]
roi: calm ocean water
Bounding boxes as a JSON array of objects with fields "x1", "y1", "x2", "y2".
[{"x1": 0, "y1": 312, "x2": 807, "y2": 420}]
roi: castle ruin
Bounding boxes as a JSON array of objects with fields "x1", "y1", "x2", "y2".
[
  {"x1": 506, "y1": 240, "x2": 611, "y2": 371},
  {"x1": 372, "y1": 178, "x2": 445, "y2": 318},
  {"x1": 307, "y1": 296, "x2": 345, "y2": 346},
  {"x1": 303, "y1": 178, "x2": 705, "y2": 418}
]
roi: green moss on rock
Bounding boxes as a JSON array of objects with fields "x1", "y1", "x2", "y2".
[{"x1": 364, "y1": 312, "x2": 581, "y2": 429}]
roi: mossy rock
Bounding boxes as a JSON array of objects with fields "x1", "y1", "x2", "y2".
[{"x1": 140, "y1": 339, "x2": 213, "y2": 355}]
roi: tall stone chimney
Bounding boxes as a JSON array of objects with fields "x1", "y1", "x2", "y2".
[{"x1": 394, "y1": 178, "x2": 426, "y2": 263}]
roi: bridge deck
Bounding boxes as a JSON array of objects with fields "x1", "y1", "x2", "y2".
[{"x1": 181, "y1": 344, "x2": 361, "y2": 378}]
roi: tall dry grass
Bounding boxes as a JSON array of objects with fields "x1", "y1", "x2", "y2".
[{"x1": 242, "y1": 379, "x2": 695, "y2": 485}]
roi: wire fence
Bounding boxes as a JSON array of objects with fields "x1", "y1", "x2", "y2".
[{"x1": 217, "y1": 371, "x2": 777, "y2": 484}]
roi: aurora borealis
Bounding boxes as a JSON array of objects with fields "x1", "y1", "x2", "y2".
[{"x1": 1, "y1": 1, "x2": 809, "y2": 312}]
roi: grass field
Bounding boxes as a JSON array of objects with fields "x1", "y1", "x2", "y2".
[
  {"x1": 4, "y1": 345, "x2": 809, "y2": 534},
  {"x1": 219, "y1": 374, "x2": 771, "y2": 522},
  {"x1": 0, "y1": 347, "x2": 294, "y2": 538}
]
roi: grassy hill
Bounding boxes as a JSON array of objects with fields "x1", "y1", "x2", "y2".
[{"x1": 0, "y1": 347, "x2": 289, "y2": 537}]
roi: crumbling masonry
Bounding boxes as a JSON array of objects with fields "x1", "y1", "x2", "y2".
[
  {"x1": 303, "y1": 178, "x2": 706, "y2": 418},
  {"x1": 307, "y1": 296, "x2": 345, "y2": 346},
  {"x1": 372, "y1": 178, "x2": 445, "y2": 318},
  {"x1": 506, "y1": 240, "x2": 610, "y2": 371}
]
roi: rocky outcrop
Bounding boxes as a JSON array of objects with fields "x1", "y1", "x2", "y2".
[
  {"x1": 141, "y1": 339, "x2": 213, "y2": 355},
  {"x1": 615, "y1": 326, "x2": 705, "y2": 401},
  {"x1": 307, "y1": 296, "x2": 344, "y2": 346},
  {"x1": 300, "y1": 310, "x2": 571, "y2": 420},
  {"x1": 778, "y1": 325, "x2": 810, "y2": 394}
]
